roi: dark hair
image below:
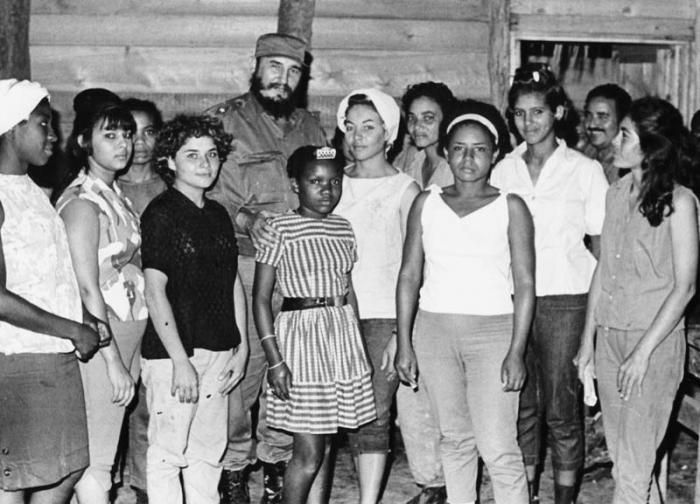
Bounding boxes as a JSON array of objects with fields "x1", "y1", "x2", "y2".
[
  {"x1": 441, "y1": 99, "x2": 512, "y2": 163},
  {"x1": 401, "y1": 81, "x2": 455, "y2": 116},
  {"x1": 54, "y1": 102, "x2": 136, "y2": 202},
  {"x1": 506, "y1": 62, "x2": 579, "y2": 147},
  {"x1": 345, "y1": 94, "x2": 380, "y2": 118},
  {"x1": 154, "y1": 115, "x2": 233, "y2": 185},
  {"x1": 122, "y1": 98, "x2": 163, "y2": 130},
  {"x1": 585, "y1": 83, "x2": 632, "y2": 122},
  {"x1": 286, "y1": 145, "x2": 344, "y2": 181},
  {"x1": 691, "y1": 109, "x2": 700, "y2": 133},
  {"x1": 629, "y1": 97, "x2": 699, "y2": 226}
]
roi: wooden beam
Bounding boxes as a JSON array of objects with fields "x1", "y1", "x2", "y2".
[
  {"x1": 31, "y1": 0, "x2": 488, "y2": 21},
  {"x1": 511, "y1": 13, "x2": 695, "y2": 42},
  {"x1": 278, "y1": 0, "x2": 315, "y2": 44},
  {"x1": 30, "y1": 46, "x2": 490, "y2": 98},
  {"x1": 0, "y1": 0, "x2": 31, "y2": 79},
  {"x1": 29, "y1": 15, "x2": 489, "y2": 53},
  {"x1": 511, "y1": 0, "x2": 695, "y2": 20},
  {"x1": 488, "y1": 0, "x2": 510, "y2": 113}
]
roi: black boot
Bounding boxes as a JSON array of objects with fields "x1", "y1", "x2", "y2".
[
  {"x1": 219, "y1": 468, "x2": 250, "y2": 504},
  {"x1": 554, "y1": 484, "x2": 576, "y2": 504},
  {"x1": 132, "y1": 486, "x2": 149, "y2": 504},
  {"x1": 260, "y1": 461, "x2": 287, "y2": 504},
  {"x1": 405, "y1": 485, "x2": 447, "y2": 504}
]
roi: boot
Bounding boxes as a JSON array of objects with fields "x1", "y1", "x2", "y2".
[
  {"x1": 132, "y1": 486, "x2": 149, "y2": 504},
  {"x1": 219, "y1": 468, "x2": 250, "y2": 504},
  {"x1": 554, "y1": 484, "x2": 576, "y2": 504},
  {"x1": 405, "y1": 485, "x2": 447, "y2": 504},
  {"x1": 260, "y1": 461, "x2": 287, "y2": 504}
]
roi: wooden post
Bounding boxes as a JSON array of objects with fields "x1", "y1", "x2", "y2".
[
  {"x1": 277, "y1": 0, "x2": 316, "y2": 45},
  {"x1": 0, "y1": 0, "x2": 31, "y2": 80},
  {"x1": 488, "y1": 0, "x2": 511, "y2": 114}
]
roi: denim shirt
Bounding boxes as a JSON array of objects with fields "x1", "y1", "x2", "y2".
[{"x1": 596, "y1": 174, "x2": 691, "y2": 331}]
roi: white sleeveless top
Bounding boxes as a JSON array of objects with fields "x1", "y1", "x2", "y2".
[
  {"x1": 0, "y1": 174, "x2": 81, "y2": 354},
  {"x1": 334, "y1": 171, "x2": 415, "y2": 319},
  {"x1": 419, "y1": 186, "x2": 513, "y2": 315}
]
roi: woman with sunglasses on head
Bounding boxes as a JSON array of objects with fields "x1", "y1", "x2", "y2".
[
  {"x1": 575, "y1": 97, "x2": 699, "y2": 504},
  {"x1": 490, "y1": 63, "x2": 609, "y2": 504}
]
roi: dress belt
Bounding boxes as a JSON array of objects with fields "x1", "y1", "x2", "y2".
[{"x1": 280, "y1": 295, "x2": 347, "y2": 312}]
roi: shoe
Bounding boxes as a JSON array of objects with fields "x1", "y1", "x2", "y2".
[
  {"x1": 219, "y1": 469, "x2": 250, "y2": 504},
  {"x1": 405, "y1": 485, "x2": 447, "y2": 504},
  {"x1": 260, "y1": 461, "x2": 286, "y2": 504},
  {"x1": 133, "y1": 486, "x2": 149, "y2": 504}
]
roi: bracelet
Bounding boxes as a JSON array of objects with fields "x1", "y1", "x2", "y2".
[
  {"x1": 260, "y1": 334, "x2": 276, "y2": 342},
  {"x1": 268, "y1": 360, "x2": 285, "y2": 370}
]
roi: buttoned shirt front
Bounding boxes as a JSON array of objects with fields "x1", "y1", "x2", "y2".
[
  {"x1": 595, "y1": 175, "x2": 692, "y2": 332},
  {"x1": 206, "y1": 92, "x2": 326, "y2": 256},
  {"x1": 490, "y1": 140, "x2": 609, "y2": 296}
]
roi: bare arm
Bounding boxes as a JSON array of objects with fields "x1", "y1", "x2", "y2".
[
  {"x1": 61, "y1": 199, "x2": 134, "y2": 405},
  {"x1": 502, "y1": 194, "x2": 535, "y2": 391},
  {"x1": 253, "y1": 261, "x2": 291, "y2": 399},
  {"x1": 395, "y1": 192, "x2": 428, "y2": 387},
  {"x1": 0, "y1": 202, "x2": 99, "y2": 357},
  {"x1": 574, "y1": 263, "x2": 603, "y2": 381},
  {"x1": 617, "y1": 189, "x2": 698, "y2": 400}
]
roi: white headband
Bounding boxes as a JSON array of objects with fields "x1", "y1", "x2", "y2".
[
  {"x1": 0, "y1": 79, "x2": 50, "y2": 136},
  {"x1": 446, "y1": 113, "x2": 499, "y2": 145}
]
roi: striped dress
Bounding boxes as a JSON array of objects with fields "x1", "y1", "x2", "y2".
[{"x1": 256, "y1": 212, "x2": 376, "y2": 434}]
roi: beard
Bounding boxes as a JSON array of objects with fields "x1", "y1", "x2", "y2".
[{"x1": 250, "y1": 74, "x2": 300, "y2": 119}]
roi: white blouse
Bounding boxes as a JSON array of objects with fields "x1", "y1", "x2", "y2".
[{"x1": 490, "y1": 140, "x2": 608, "y2": 296}]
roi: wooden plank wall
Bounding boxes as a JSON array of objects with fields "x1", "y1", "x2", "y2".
[
  {"x1": 510, "y1": 0, "x2": 698, "y2": 119},
  {"x1": 29, "y1": 0, "x2": 492, "y2": 141}
]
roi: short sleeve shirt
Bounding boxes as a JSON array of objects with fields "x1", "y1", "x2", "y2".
[
  {"x1": 140, "y1": 188, "x2": 240, "y2": 359},
  {"x1": 490, "y1": 140, "x2": 609, "y2": 296}
]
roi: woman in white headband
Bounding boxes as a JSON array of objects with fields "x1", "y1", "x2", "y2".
[
  {"x1": 334, "y1": 89, "x2": 420, "y2": 503},
  {"x1": 0, "y1": 79, "x2": 100, "y2": 503},
  {"x1": 490, "y1": 63, "x2": 609, "y2": 504},
  {"x1": 396, "y1": 99, "x2": 534, "y2": 504}
]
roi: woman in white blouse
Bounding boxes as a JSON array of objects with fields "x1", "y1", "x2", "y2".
[{"x1": 490, "y1": 63, "x2": 609, "y2": 504}]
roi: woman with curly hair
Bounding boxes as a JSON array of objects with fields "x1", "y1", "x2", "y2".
[
  {"x1": 396, "y1": 81, "x2": 455, "y2": 189},
  {"x1": 575, "y1": 97, "x2": 699, "y2": 504},
  {"x1": 139, "y1": 115, "x2": 248, "y2": 504}
]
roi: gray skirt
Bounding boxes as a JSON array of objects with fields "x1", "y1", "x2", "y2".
[{"x1": 0, "y1": 352, "x2": 88, "y2": 490}]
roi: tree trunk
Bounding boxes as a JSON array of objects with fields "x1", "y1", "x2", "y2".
[
  {"x1": 0, "y1": 0, "x2": 31, "y2": 80},
  {"x1": 488, "y1": 0, "x2": 510, "y2": 114},
  {"x1": 277, "y1": 0, "x2": 316, "y2": 46}
]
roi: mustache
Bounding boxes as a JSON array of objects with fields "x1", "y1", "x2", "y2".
[{"x1": 264, "y1": 83, "x2": 293, "y2": 95}]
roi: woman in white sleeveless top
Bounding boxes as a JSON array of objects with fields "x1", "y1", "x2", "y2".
[
  {"x1": 334, "y1": 88, "x2": 420, "y2": 504},
  {"x1": 396, "y1": 101, "x2": 535, "y2": 504}
]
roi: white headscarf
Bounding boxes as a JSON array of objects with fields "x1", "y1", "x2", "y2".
[
  {"x1": 336, "y1": 88, "x2": 401, "y2": 146},
  {"x1": 0, "y1": 79, "x2": 50, "y2": 136}
]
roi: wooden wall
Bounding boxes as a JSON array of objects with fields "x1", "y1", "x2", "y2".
[
  {"x1": 30, "y1": 0, "x2": 492, "y2": 141},
  {"x1": 29, "y1": 0, "x2": 700, "y2": 141}
]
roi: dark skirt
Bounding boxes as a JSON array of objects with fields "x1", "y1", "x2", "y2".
[{"x1": 0, "y1": 352, "x2": 88, "y2": 490}]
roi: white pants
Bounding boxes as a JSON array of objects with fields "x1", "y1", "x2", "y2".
[{"x1": 142, "y1": 349, "x2": 232, "y2": 504}]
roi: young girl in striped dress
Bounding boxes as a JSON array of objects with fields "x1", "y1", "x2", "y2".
[{"x1": 253, "y1": 145, "x2": 376, "y2": 504}]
